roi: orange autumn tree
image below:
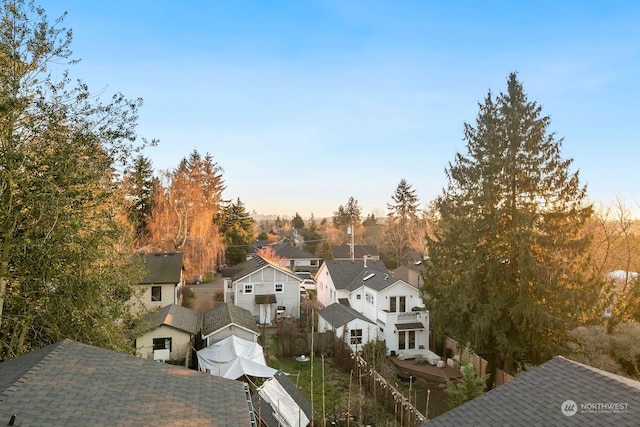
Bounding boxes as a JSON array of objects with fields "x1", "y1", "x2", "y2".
[{"x1": 147, "y1": 151, "x2": 225, "y2": 277}]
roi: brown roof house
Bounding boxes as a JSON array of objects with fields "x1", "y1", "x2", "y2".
[
  {"x1": 130, "y1": 252, "x2": 185, "y2": 314},
  {"x1": 135, "y1": 304, "x2": 201, "y2": 363},
  {"x1": 0, "y1": 339, "x2": 256, "y2": 426},
  {"x1": 424, "y1": 356, "x2": 640, "y2": 426},
  {"x1": 202, "y1": 302, "x2": 260, "y2": 347}
]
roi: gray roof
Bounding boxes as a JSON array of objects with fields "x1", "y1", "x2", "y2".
[
  {"x1": 146, "y1": 304, "x2": 201, "y2": 335},
  {"x1": 252, "y1": 370, "x2": 312, "y2": 427},
  {"x1": 324, "y1": 259, "x2": 388, "y2": 290},
  {"x1": 138, "y1": 252, "x2": 183, "y2": 284},
  {"x1": 0, "y1": 339, "x2": 255, "y2": 426},
  {"x1": 345, "y1": 269, "x2": 400, "y2": 292},
  {"x1": 225, "y1": 255, "x2": 297, "y2": 283},
  {"x1": 319, "y1": 303, "x2": 376, "y2": 328},
  {"x1": 424, "y1": 356, "x2": 640, "y2": 426},
  {"x1": 331, "y1": 244, "x2": 379, "y2": 259},
  {"x1": 202, "y1": 303, "x2": 260, "y2": 337}
]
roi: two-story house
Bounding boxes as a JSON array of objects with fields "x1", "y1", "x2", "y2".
[
  {"x1": 130, "y1": 252, "x2": 184, "y2": 313},
  {"x1": 316, "y1": 257, "x2": 429, "y2": 356},
  {"x1": 223, "y1": 255, "x2": 301, "y2": 324},
  {"x1": 272, "y1": 243, "x2": 322, "y2": 273}
]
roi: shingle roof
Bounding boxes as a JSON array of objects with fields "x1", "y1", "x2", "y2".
[
  {"x1": 202, "y1": 302, "x2": 260, "y2": 337},
  {"x1": 225, "y1": 255, "x2": 297, "y2": 282},
  {"x1": 137, "y1": 252, "x2": 183, "y2": 284},
  {"x1": 331, "y1": 245, "x2": 379, "y2": 259},
  {"x1": 424, "y1": 356, "x2": 640, "y2": 426},
  {"x1": 345, "y1": 269, "x2": 399, "y2": 292},
  {"x1": 0, "y1": 339, "x2": 254, "y2": 426},
  {"x1": 146, "y1": 304, "x2": 201, "y2": 335},
  {"x1": 319, "y1": 303, "x2": 376, "y2": 328},
  {"x1": 324, "y1": 259, "x2": 388, "y2": 290}
]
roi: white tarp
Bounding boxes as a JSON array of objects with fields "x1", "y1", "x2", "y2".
[
  {"x1": 258, "y1": 375, "x2": 310, "y2": 427},
  {"x1": 197, "y1": 335, "x2": 277, "y2": 380}
]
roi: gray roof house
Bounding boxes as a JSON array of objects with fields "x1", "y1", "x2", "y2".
[
  {"x1": 0, "y1": 339, "x2": 256, "y2": 426},
  {"x1": 318, "y1": 303, "x2": 377, "y2": 352},
  {"x1": 130, "y1": 252, "x2": 185, "y2": 313},
  {"x1": 424, "y1": 356, "x2": 640, "y2": 426},
  {"x1": 272, "y1": 243, "x2": 322, "y2": 273},
  {"x1": 135, "y1": 304, "x2": 201, "y2": 361},
  {"x1": 223, "y1": 256, "x2": 302, "y2": 324},
  {"x1": 202, "y1": 302, "x2": 261, "y2": 346}
]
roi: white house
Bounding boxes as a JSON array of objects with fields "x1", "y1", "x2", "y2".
[
  {"x1": 318, "y1": 303, "x2": 377, "y2": 352},
  {"x1": 223, "y1": 255, "x2": 301, "y2": 324},
  {"x1": 135, "y1": 304, "x2": 200, "y2": 362},
  {"x1": 201, "y1": 302, "x2": 260, "y2": 347},
  {"x1": 316, "y1": 257, "x2": 429, "y2": 356},
  {"x1": 130, "y1": 252, "x2": 184, "y2": 314},
  {"x1": 272, "y1": 243, "x2": 322, "y2": 273}
]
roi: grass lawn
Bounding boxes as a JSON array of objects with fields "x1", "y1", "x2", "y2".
[{"x1": 263, "y1": 335, "x2": 450, "y2": 425}]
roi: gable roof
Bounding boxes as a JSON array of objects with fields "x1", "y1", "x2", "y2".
[
  {"x1": 323, "y1": 259, "x2": 388, "y2": 290},
  {"x1": 319, "y1": 303, "x2": 376, "y2": 328},
  {"x1": 226, "y1": 255, "x2": 298, "y2": 283},
  {"x1": 202, "y1": 302, "x2": 260, "y2": 337},
  {"x1": 332, "y1": 245, "x2": 379, "y2": 259},
  {"x1": 137, "y1": 252, "x2": 183, "y2": 284},
  {"x1": 0, "y1": 339, "x2": 254, "y2": 426},
  {"x1": 145, "y1": 304, "x2": 201, "y2": 335},
  {"x1": 424, "y1": 356, "x2": 640, "y2": 426},
  {"x1": 273, "y1": 243, "x2": 319, "y2": 260},
  {"x1": 345, "y1": 269, "x2": 402, "y2": 292}
]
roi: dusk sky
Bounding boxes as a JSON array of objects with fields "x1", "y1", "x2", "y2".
[{"x1": 39, "y1": 1, "x2": 640, "y2": 218}]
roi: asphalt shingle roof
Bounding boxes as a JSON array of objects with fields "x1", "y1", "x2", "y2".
[
  {"x1": 319, "y1": 303, "x2": 376, "y2": 328},
  {"x1": 0, "y1": 339, "x2": 254, "y2": 426},
  {"x1": 138, "y1": 252, "x2": 183, "y2": 284},
  {"x1": 146, "y1": 304, "x2": 201, "y2": 335},
  {"x1": 424, "y1": 356, "x2": 640, "y2": 426},
  {"x1": 324, "y1": 259, "x2": 388, "y2": 290},
  {"x1": 273, "y1": 243, "x2": 318, "y2": 260},
  {"x1": 202, "y1": 302, "x2": 260, "y2": 337},
  {"x1": 345, "y1": 269, "x2": 399, "y2": 292},
  {"x1": 224, "y1": 255, "x2": 297, "y2": 283}
]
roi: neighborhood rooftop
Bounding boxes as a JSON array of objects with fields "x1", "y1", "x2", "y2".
[
  {"x1": 202, "y1": 302, "x2": 260, "y2": 336},
  {"x1": 0, "y1": 339, "x2": 255, "y2": 426}
]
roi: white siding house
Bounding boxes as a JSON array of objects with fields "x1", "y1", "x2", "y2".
[
  {"x1": 130, "y1": 252, "x2": 184, "y2": 314},
  {"x1": 135, "y1": 304, "x2": 200, "y2": 362},
  {"x1": 317, "y1": 257, "x2": 429, "y2": 355},
  {"x1": 223, "y1": 256, "x2": 301, "y2": 324},
  {"x1": 318, "y1": 303, "x2": 377, "y2": 352}
]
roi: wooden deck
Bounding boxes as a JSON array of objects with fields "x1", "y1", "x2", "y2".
[{"x1": 389, "y1": 356, "x2": 462, "y2": 383}]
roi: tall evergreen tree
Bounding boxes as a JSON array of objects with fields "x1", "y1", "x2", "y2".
[
  {"x1": 216, "y1": 198, "x2": 255, "y2": 265},
  {"x1": 0, "y1": 0, "x2": 149, "y2": 358},
  {"x1": 332, "y1": 196, "x2": 362, "y2": 229},
  {"x1": 123, "y1": 155, "x2": 155, "y2": 242},
  {"x1": 425, "y1": 73, "x2": 603, "y2": 382},
  {"x1": 383, "y1": 179, "x2": 422, "y2": 265}
]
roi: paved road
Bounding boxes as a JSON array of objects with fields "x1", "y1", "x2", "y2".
[{"x1": 185, "y1": 278, "x2": 223, "y2": 312}]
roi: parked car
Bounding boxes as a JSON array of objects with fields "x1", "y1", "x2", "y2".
[
  {"x1": 295, "y1": 272, "x2": 313, "y2": 281},
  {"x1": 300, "y1": 286, "x2": 309, "y2": 298},
  {"x1": 300, "y1": 279, "x2": 316, "y2": 291}
]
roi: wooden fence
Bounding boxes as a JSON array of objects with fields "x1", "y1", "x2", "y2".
[{"x1": 444, "y1": 336, "x2": 514, "y2": 387}]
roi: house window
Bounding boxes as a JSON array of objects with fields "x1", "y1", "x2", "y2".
[
  {"x1": 311, "y1": 259, "x2": 318, "y2": 266},
  {"x1": 398, "y1": 331, "x2": 406, "y2": 350},
  {"x1": 356, "y1": 294, "x2": 361, "y2": 300},
  {"x1": 244, "y1": 284, "x2": 254, "y2": 294},
  {"x1": 390, "y1": 296, "x2": 396, "y2": 312},
  {"x1": 275, "y1": 283, "x2": 284, "y2": 293},
  {"x1": 151, "y1": 286, "x2": 162, "y2": 302},
  {"x1": 399, "y1": 296, "x2": 406, "y2": 313},
  {"x1": 153, "y1": 337, "x2": 172, "y2": 352},
  {"x1": 408, "y1": 331, "x2": 416, "y2": 349},
  {"x1": 350, "y1": 329, "x2": 363, "y2": 345}
]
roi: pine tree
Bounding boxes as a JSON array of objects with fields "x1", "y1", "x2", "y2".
[
  {"x1": 425, "y1": 73, "x2": 603, "y2": 382},
  {"x1": 217, "y1": 198, "x2": 255, "y2": 265},
  {"x1": 123, "y1": 155, "x2": 156, "y2": 242},
  {"x1": 383, "y1": 179, "x2": 423, "y2": 265}
]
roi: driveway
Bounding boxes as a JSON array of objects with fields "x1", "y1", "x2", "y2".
[{"x1": 185, "y1": 277, "x2": 224, "y2": 313}]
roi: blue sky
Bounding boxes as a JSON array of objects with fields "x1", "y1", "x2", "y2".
[{"x1": 38, "y1": 1, "x2": 640, "y2": 218}]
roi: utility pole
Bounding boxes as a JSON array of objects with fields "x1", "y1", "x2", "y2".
[{"x1": 348, "y1": 217, "x2": 354, "y2": 261}]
